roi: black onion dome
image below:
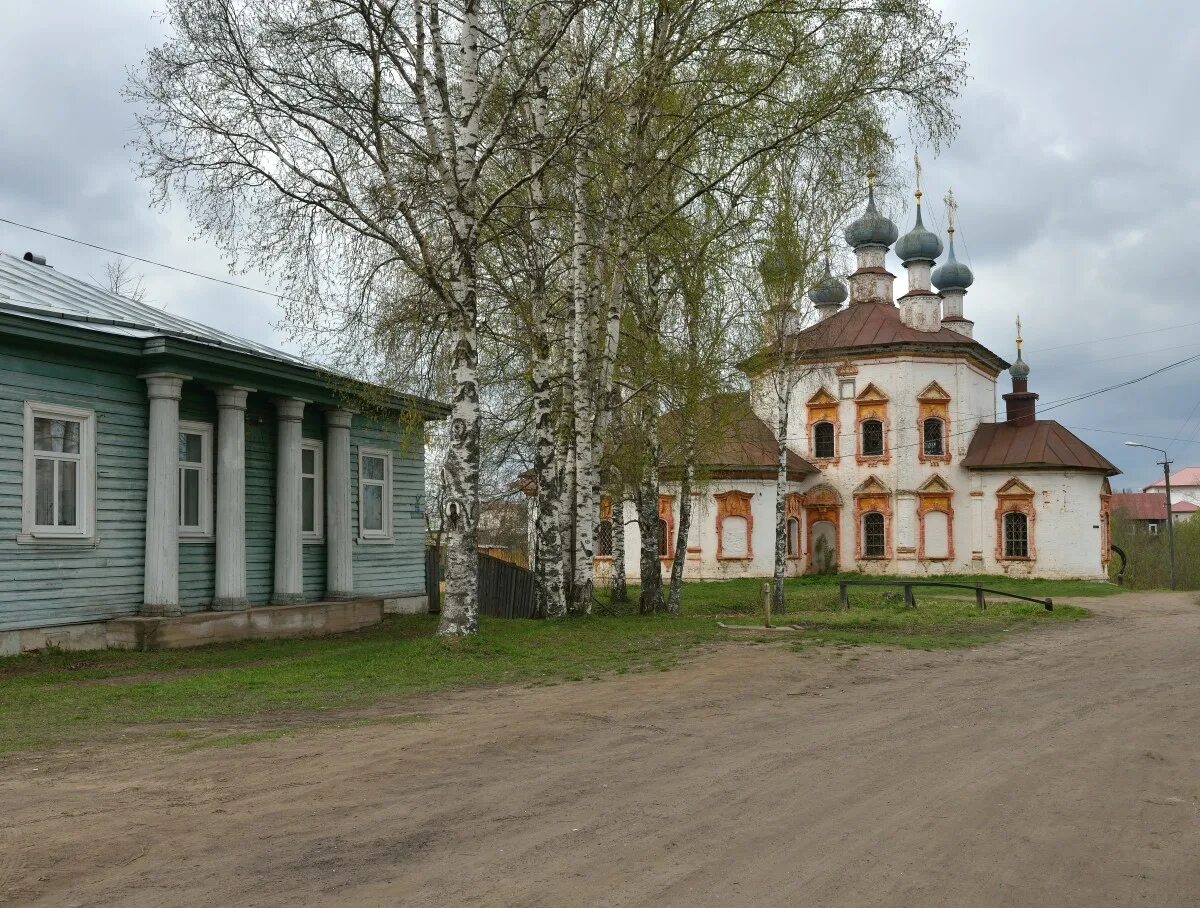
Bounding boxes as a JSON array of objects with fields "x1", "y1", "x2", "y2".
[{"x1": 844, "y1": 185, "x2": 899, "y2": 250}]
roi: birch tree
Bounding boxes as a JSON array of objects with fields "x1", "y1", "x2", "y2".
[{"x1": 129, "y1": 0, "x2": 586, "y2": 636}]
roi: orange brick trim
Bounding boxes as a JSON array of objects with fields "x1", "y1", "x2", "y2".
[
  {"x1": 853, "y1": 476, "x2": 893, "y2": 560},
  {"x1": 995, "y1": 478, "x2": 1036, "y2": 561},
  {"x1": 715, "y1": 490, "x2": 754, "y2": 560},
  {"x1": 916, "y1": 476, "x2": 955, "y2": 561}
]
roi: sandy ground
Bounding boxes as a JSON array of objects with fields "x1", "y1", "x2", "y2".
[{"x1": 2, "y1": 592, "x2": 1199, "y2": 907}]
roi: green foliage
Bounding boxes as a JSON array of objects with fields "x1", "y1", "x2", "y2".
[
  {"x1": 1110, "y1": 513, "x2": 1200, "y2": 589},
  {"x1": 1, "y1": 574, "x2": 1099, "y2": 756}
]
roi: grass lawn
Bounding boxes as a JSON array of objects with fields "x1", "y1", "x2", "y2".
[{"x1": 0, "y1": 574, "x2": 1107, "y2": 755}]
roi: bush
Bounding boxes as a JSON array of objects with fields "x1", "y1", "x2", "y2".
[{"x1": 1111, "y1": 514, "x2": 1200, "y2": 589}]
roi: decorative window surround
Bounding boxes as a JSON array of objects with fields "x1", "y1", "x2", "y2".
[
  {"x1": 995, "y1": 477, "x2": 1036, "y2": 561},
  {"x1": 916, "y1": 475, "x2": 955, "y2": 561},
  {"x1": 785, "y1": 492, "x2": 804, "y2": 559},
  {"x1": 20, "y1": 401, "x2": 96, "y2": 542},
  {"x1": 806, "y1": 388, "x2": 841, "y2": 464},
  {"x1": 853, "y1": 476, "x2": 893, "y2": 560},
  {"x1": 178, "y1": 420, "x2": 214, "y2": 541},
  {"x1": 917, "y1": 381, "x2": 953, "y2": 464},
  {"x1": 657, "y1": 494, "x2": 676, "y2": 561},
  {"x1": 301, "y1": 439, "x2": 325, "y2": 543},
  {"x1": 803, "y1": 484, "x2": 842, "y2": 573},
  {"x1": 358, "y1": 447, "x2": 394, "y2": 543},
  {"x1": 715, "y1": 490, "x2": 754, "y2": 560},
  {"x1": 854, "y1": 383, "x2": 891, "y2": 466},
  {"x1": 595, "y1": 494, "x2": 613, "y2": 560}
]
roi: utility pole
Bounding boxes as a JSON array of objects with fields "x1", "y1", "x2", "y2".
[{"x1": 1125, "y1": 442, "x2": 1176, "y2": 590}]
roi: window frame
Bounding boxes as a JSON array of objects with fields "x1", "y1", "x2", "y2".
[
  {"x1": 812, "y1": 421, "x2": 835, "y2": 459},
  {"x1": 177, "y1": 420, "x2": 214, "y2": 541},
  {"x1": 301, "y1": 439, "x2": 325, "y2": 543},
  {"x1": 922, "y1": 417, "x2": 945, "y2": 457},
  {"x1": 21, "y1": 401, "x2": 96, "y2": 542},
  {"x1": 786, "y1": 516, "x2": 801, "y2": 558},
  {"x1": 1003, "y1": 511, "x2": 1030, "y2": 558},
  {"x1": 861, "y1": 418, "x2": 885, "y2": 458},
  {"x1": 862, "y1": 512, "x2": 886, "y2": 559},
  {"x1": 357, "y1": 446, "x2": 394, "y2": 543}
]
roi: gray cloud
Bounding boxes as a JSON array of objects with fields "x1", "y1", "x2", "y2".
[{"x1": 2, "y1": 0, "x2": 1197, "y2": 487}]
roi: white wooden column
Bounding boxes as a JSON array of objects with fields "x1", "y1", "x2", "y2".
[
  {"x1": 325, "y1": 409, "x2": 354, "y2": 599},
  {"x1": 141, "y1": 373, "x2": 186, "y2": 617},
  {"x1": 273, "y1": 398, "x2": 306, "y2": 604},
  {"x1": 213, "y1": 386, "x2": 252, "y2": 610}
]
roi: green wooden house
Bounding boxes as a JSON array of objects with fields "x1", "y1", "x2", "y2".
[{"x1": 0, "y1": 251, "x2": 447, "y2": 653}]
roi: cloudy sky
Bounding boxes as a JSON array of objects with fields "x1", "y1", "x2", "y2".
[{"x1": 0, "y1": 1, "x2": 1197, "y2": 489}]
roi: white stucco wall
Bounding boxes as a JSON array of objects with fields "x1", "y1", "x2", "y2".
[{"x1": 604, "y1": 350, "x2": 1109, "y2": 583}]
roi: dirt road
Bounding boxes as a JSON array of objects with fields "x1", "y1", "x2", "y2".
[{"x1": 3, "y1": 592, "x2": 1199, "y2": 907}]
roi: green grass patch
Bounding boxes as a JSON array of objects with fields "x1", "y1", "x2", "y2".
[{"x1": 0, "y1": 574, "x2": 1103, "y2": 756}]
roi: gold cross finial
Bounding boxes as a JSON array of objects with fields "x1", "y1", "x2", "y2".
[
  {"x1": 944, "y1": 188, "x2": 957, "y2": 237},
  {"x1": 914, "y1": 151, "x2": 923, "y2": 203},
  {"x1": 1016, "y1": 315, "x2": 1023, "y2": 354}
]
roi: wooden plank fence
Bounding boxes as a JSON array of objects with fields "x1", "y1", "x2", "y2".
[
  {"x1": 478, "y1": 552, "x2": 537, "y2": 619},
  {"x1": 425, "y1": 546, "x2": 441, "y2": 614}
]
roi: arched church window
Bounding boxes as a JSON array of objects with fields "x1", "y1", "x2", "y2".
[
  {"x1": 923, "y1": 418, "x2": 944, "y2": 456},
  {"x1": 813, "y1": 421, "x2": 835, "y2": 459},
  {"x1": 862, "y1": 512, "x2": 886, "y2": 558},
  {"x1": 786, "y1": 516, "x2": 801, "y2": 557},
  {"x1": 861, "y1": 419, "x2": 884, "y2": 457},
  {"x1": 1003, "y1": 512, "x2": 1029, "y2": 558},
  {"x1": 657, "y1": 517, "x2": 670, "y2": 556}
]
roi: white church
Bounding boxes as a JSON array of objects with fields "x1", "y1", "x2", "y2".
[{"x1": 598, "y1": 178, "x2": 1119, "y2": 581}]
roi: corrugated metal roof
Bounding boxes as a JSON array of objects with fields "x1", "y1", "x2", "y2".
[
  {"x1": 0, "y1": 251, "x2": 316, "y2": 370},
  {"x1": 962, "y1": 420, "x2": 1120, "y2": 476},
  {"x1": 783, "y1": 301, "x2": 1007, "y2": 366},
  {"x1": 661, "y1": 392, "x2": 817, "y2": 478},
  {"x1": 1144, "y1": 467, "x2": 1200, "y2": 490}
]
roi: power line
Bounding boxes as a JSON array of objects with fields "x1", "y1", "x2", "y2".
[
  {"x1": 1027, "y1": 319, "x2": 1200, "y2": 354},
  {"x1": 0, "y1": 214, "x2": 290, "y2": 302}
]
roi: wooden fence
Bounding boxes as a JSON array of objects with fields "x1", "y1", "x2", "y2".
[{"x1": 478, "y1": 552, "x2": 537, "y2": 619}]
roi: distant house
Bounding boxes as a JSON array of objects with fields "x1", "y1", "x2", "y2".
[
  {"x1": 0, "y1": 251, "x2": 447, "y2": 653},
  {"x1": 1111, "y1": 492, "x2": 1198, "y2": 534},
  {"x1": 1143, "y1": 467, "x2": 1200, "y2": 507}
]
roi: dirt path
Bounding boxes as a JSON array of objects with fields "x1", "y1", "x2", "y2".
[{"x1": 3, "y1": 593, "x2": 1199, "y2": 907}]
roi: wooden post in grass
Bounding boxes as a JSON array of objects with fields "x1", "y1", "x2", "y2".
[
  {"x1": 1045, "y1": 598, "x2": 1053, "y2": 612},
  {"x1": 839, "y1": 581, "x2": 849, "y2": 611},
  {"x1": 761, "y1": 582, "x2": 773, "y2": 628},
  {"x1": 975, "y1": 582, "x2": 985, "y2": 610},
  {"x1": 903, "y1": 584, "x2": 915, "y2": 609}
]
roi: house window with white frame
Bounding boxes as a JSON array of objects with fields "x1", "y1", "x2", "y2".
[
  {"x1": 358, "y1": 448, "x2": 393, "y2": 541},
  {"x1": 178, "y1": 421, "x2": 213, "y2": 539},
  {"x1": 22, "y1": 402, "x2": 95, "y2": 539},
  {"x1": 301, "y1": 440, "x2": 324, "y2": 542}
]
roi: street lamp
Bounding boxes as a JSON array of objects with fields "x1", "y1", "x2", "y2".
[{"x1": 1125, "y1": 441, "x2": 1176, "y2": 590}]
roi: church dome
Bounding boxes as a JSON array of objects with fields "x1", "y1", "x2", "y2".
[
  {"x1": 808, "y1": 261, "x2": 847, "y2": 306},
  {"x1": 931, "y1": 236, "x2": 973, "y2": 290},
  {"x1": 895, "y1": 203, "x2": 943, "y2": 264},
  {"x1": 1010, "y1": 351, "x2": 1030, "y2": 380},
  {"x1": 758, "y1": 250, "x2": 789, "y2": 287},
  {"x1": 844, "y1": 186, "x2": 899, "y2": 250}
]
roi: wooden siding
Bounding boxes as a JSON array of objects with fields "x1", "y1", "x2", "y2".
[
  {"x1": 0, "y1": 339, "x2": 148, "y2": 629},
  {"x1": 0, "y1": 337, "x2": 428, "y2": 631},
  {"x1": 352, "y1": 418, "x2": 426, "y2": 596}
]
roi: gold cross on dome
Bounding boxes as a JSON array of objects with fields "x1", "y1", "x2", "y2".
[
  {"x1": 914, "y1": 150, "x2": 923, "y2": 202},
  {"x1": 1016, "y1": 315, "x2": 1023, "y2": 353},
  {"x1": 944, "y1": 188, "x2": 958, "y2": 236}
]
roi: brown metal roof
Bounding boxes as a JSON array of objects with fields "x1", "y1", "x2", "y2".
[
  {"x1": 745, "y1": 302, "x2": 1007, "y2": 374},
  {"x1": 661, "y1": 392, "x2": 817, "y2": 479},
  {"x1": 962, "y1": 420, "x2": 1120, "y2": 475},
  {"x1": 1111, "y1": 492, "x2": 1197, "y2": 520}
]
